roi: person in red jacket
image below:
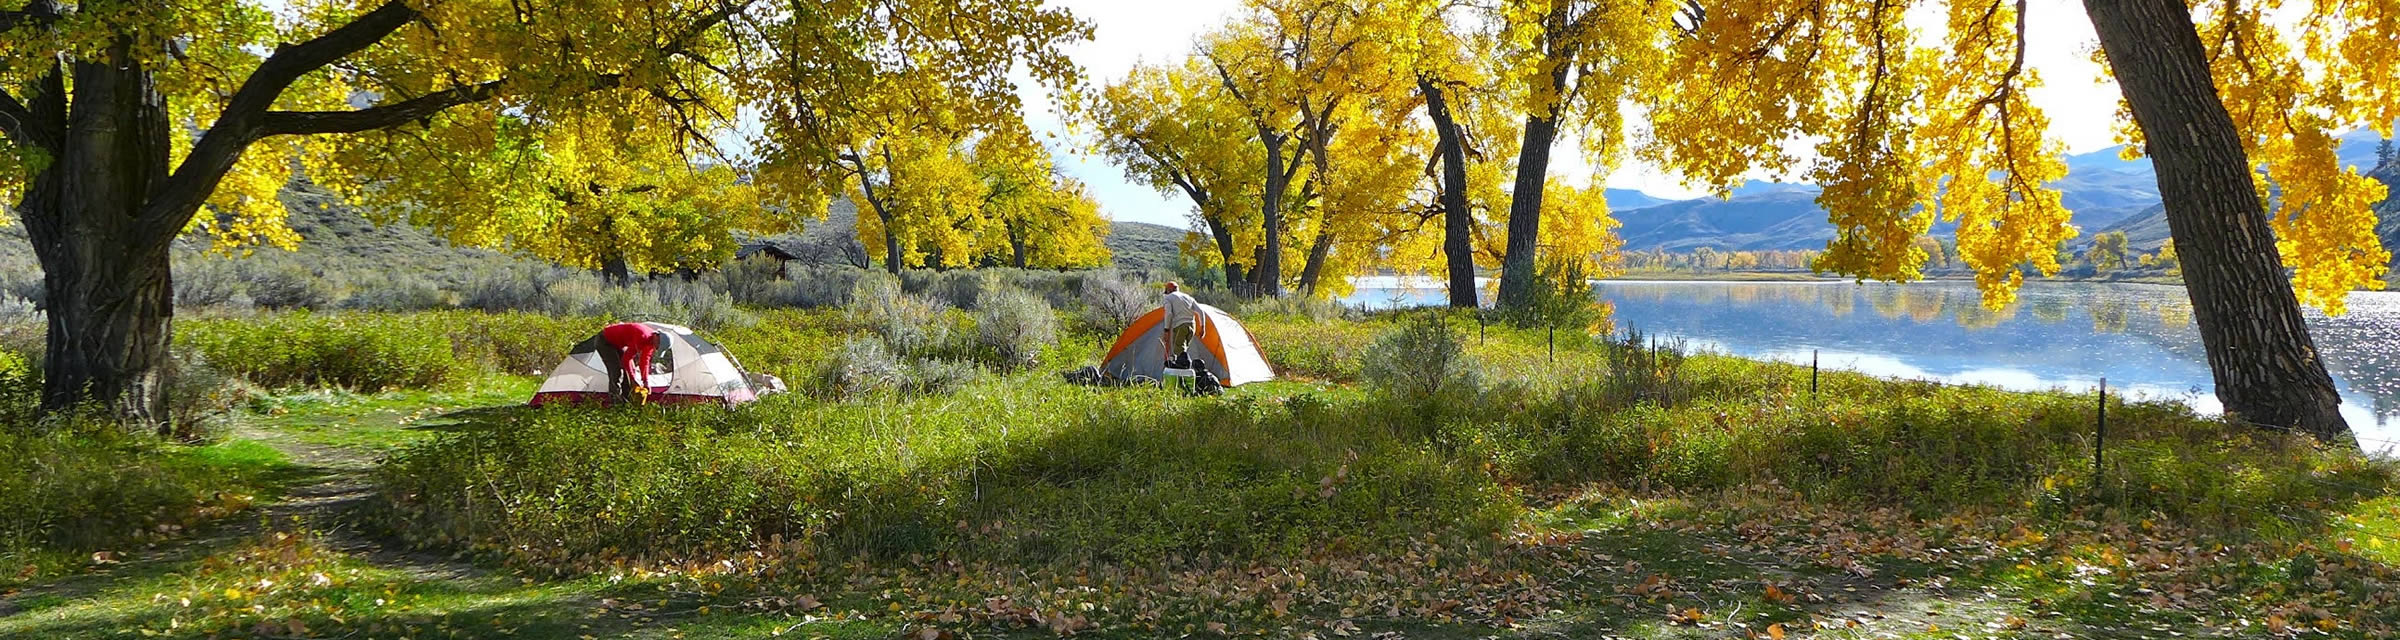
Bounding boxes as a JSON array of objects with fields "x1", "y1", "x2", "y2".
[{"x1": 599, "y1": 322, "x2": 659, "y2": 403}]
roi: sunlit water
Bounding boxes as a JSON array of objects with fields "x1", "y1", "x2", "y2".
[{"x1": 1339, "y1": 278, "x2": 2400, "y2": 453}]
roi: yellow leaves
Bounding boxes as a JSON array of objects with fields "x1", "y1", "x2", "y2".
[
  {"x1": 1650, "y1": 0, "x2": 2074, "y2": 309},
  {"x1": 2188, "y1": 0, "x2": 2394, "y2": 312}
]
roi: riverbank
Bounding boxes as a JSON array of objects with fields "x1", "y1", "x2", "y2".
[{"x1": 5, "y1": 304, "x2": 2398, "y2": 638}]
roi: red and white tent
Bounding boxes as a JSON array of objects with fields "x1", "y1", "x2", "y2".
[{"x1": 529, "y1": 322, "x2": 774, "y2": 406}]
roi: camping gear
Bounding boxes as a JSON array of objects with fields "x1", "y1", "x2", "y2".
[
  {"x1": 1099, "y1": 304, "x2": 1274, "y2": 387},
  {"x1": 530, "y1": 321, "x2": 778, "y2": 406}
]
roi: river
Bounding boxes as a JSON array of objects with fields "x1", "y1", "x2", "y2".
[{"x1": 1339, "y1": 278, "x2": 2400, "y2": 452}]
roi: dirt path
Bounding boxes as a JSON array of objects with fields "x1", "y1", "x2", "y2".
[
  {"x1": 0, "y1": 422, "x2": 479, "y2": 620},
  {"x1": 221, "y1": 422, "x2": 485, "y2": 582}
]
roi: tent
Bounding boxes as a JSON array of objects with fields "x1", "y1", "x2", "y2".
[
  {"x1": 1098, "y1": 304, "x2": 1275, "y2": 387},
  {"x1": 529, "y1": 322, "x2": 778, "y2": 406}
]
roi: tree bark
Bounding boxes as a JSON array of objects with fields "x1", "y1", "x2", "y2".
[
  {"x1": 600, "y1": 255, "x2": 633, "y2": 286},
  {"x1": 1299, "y1": 227, "x2": 1335, "y2": 295},
  {"x1": 1256, "y1": 129, "x2": 1292, "y2": 297},
  {"x1": 1496, "y1": 112, "x2": 1561, "y2": 311},
  {"x1": 1201, "y1": 215, "x2": 1247, "y2": 288},
  {"x1": 1007, "y1": 220, "x2": 1029, "y2": 268},
  {"x1": 1421, "y1": 77, "x2": 1479, "y2": 308},
  {"x1": 20, "y1": 51, "x2": 178, "y2": 427},
  {"x1": 2084, "y1": 0, "x2": 2352, "y2": 442}
]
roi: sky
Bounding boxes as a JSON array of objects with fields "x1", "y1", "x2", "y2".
[{"x1": 1017, "y1": 0, "x2": 2131, "y2": 230}]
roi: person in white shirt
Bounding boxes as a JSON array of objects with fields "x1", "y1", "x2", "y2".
[{"x1": 1160, "y1": 282, "x2": 1201, "y2": 368}]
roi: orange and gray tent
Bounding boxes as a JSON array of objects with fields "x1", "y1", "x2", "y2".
[
  {"x1": 1099, "y1": 304, "x2": 1275, "y2": 386},
  {"x1": 530, "y1": 322, "x2": 767, "y2": 406}
]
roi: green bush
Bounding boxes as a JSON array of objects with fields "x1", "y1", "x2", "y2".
[
  {"x1": 173, "y1": 256, "x2": 250, "y2": 308},
  {"x1": 241, "y1": 259, "x2": 338, "y2": 310},
  {"x1": 850, "y1": 274, "x2": 958, "y2": 358},
  {"x1": 1360, "y1": 311, "x2": 1481, "y2": 408},
  {"x1": 817, "y1": 336, "x2": 904, "y2": 399},
  {"x1": 340, "y1": 273, "x2": 451, "y2": 311},
  {"x1": 975, "y1": 287, "x2": 1056, "y2": 371},
  {"x1": 181, "y1": 313, "x2": 458, "y2": 390},
  {"x1": 0, "y1": 349, "x2": 37, "y2": 425},
  {"x1": 1078, "y1": 268, "x2": 1149, "y2": 332}
]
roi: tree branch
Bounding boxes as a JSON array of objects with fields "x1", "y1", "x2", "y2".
[
  {"x1": 257, "y1": 78, "x2": 510, "y2": 135},
  {"x1": 0, "y1": 87, "x2": 47, "y2": 150},
  {"x1": 0, "y1": 8, "x2": 56, "y2": 35},
  {"x1": 142, "y1": 0, "x2": 423, "y2": 241}
]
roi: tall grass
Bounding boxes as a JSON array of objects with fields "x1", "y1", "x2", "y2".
[
  {"x1": 376, "y1": 379, "x2": 1511, "y2": 572},
  {"x1": 368, "y1": 305, "x2": 2398, "y2": 578}
]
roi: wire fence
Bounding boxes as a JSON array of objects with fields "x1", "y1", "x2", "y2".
[{"x1": 1778, "y1": 356, "x2": 2400, "y2": 547}]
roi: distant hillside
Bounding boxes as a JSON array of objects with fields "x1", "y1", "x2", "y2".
[
  {"x1": 745, "y1": 199, "x2": 1186, "y2": 272},
  {"x1": 0, "y1": 182, "x2": 532, "y2": 283},
  {"x1": 3, "y1": 184, "x2": 1185, "y2": 289},
  {"x1": 1615, "y1": 133, "x2": 2391, "y2": 252},
  {"x1": 1603, "y1": 188, "x2": 1672, "y2": 210},
  {"x1": 2094, "y1": 140, "x2": 2400, "y2": 256}
]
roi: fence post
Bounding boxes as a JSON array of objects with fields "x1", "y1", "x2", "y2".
[
  {"x1": 1810, "y1": 349, "x2": 1819, "y2": 396},
  {"x1": 2093, "y1": 377, "x2": 2108, "y2": 491},
  {"x1": 1548, "y1": 325, "x2": 1555, "y2": 364}
]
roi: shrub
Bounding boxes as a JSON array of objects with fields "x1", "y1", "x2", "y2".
[
  {"x1": 0, "y1": 255, "x2": 41, "y2": 308},
  {"x1": 241, "y1": 260, "x2": 338, "y2": 310},
  {"x1": 161, "y1": 348, "x2": 256, "y2": 440},
  {"x1": 905, "y1": 357, "x2": 982, "y2": 396},
  {"x1": 1600, "y1": 326, "x2": 1689, "y2": 407},
  {"x1": 180, "y1": 313, "x2": 458, "y2": 390},
  {"x1": 0, "y1": 349, "x2": 36, "y2": 426},
  {"x1": 850, "y1": 274, "x2": 955, "y2": 358},
  {"x1": 1079, "y1": 269, "x2": 1150, "y2": 330},
  {"x1": 923, "y1": 270, "x2": 995, "y2": 310},
  {"x1": 976, "y1": 287, "x2": 1056, "y2": 371},
  {"x1": 643, "y1": 279, "x2": 754, "y2": 330},
  {"x1": 1360, "y1": 312, "x2": 1481, "y2": 412},
  {"x1": 174, "y1": 256, "x2": 249, "y2": 308},
  {"x1": 817, "y1": 337, "x2": 904, "y2": 399},
  {"x1": 341, "y1": 273, "x2": 450, "y2": 311},
  {"x1": 717, "y1": 255, "x2": 787, "y2": 305},
  {"x1": 1238, "y1": 294, "x2": 1360, "y2": 323},
  {"x1": 0, "y1": 295, "x2": 35, "y2": 324},
  {"x1": 785, "y1": 265, "x2": 873, "y2": 308},
  {"x1": 459, "y1": 264, "x2": 556, "y2": 312}
]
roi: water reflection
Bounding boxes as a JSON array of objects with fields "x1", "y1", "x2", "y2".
[{"x1": 1340, "y1": 279, "x2": 2400, "y2": 451}]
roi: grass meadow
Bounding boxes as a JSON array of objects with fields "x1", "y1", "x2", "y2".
[{"x1": 1, "y1": 267, "x2": 2397, "y2": 639}]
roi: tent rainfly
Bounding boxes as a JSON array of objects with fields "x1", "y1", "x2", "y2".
[
  {"x1": 530, "y1": 322, "x2": 777, "y2": 406},
  {"x1": 1098, "y1": 304, "x2": 1274, "y2": 387}
]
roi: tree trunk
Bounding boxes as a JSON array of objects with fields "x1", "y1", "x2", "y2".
[
  {"x1": 21, "y1": 54, "x2": 178, "y2": 428},
  {"x1": 1421, "y1": 77, "x2": 1478, "y2": 308},
  {"x1": 1007, "y1": 220, "x2": 1029, "y2": 268},
  {"x1": 1200, "y1": 215, "x2": 1247, "y2": 288},
  {"x1": 870, "y1": 206, "x2": 903, "y2": 275},
  {"x1": 1496, "y1": 113, "x2": 1561, "y2": 311},
  {"x1": 2084, "y1": 0, "x2": 2352, "y2": 442},
  {"x1": 1299, "y1": 227, "x2": 1334, "y2": 295},
  {"x1": 600, "y1": 255, "x2": 633, "y2": 286},
  {"x1": 1256, "y1": 130, "x2": 1292, "y2": 297}
]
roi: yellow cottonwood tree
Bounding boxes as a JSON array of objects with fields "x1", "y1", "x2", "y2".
[
  {"x1": 971, "y1": 128, "x2": 1112, "y2": 269},
  {"x1": 1646, "y1": 0, "x2": 2393, "y2": 440},
  {"x1": 0, "y1": 0, "x2": 1087, "y2": 423},
  {"x1": 1094, "y1": 59, "x2": 1266, "y2": 286},
  {"x1": 333, "y1": 104, "x2": 769, "y2": 283}
]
